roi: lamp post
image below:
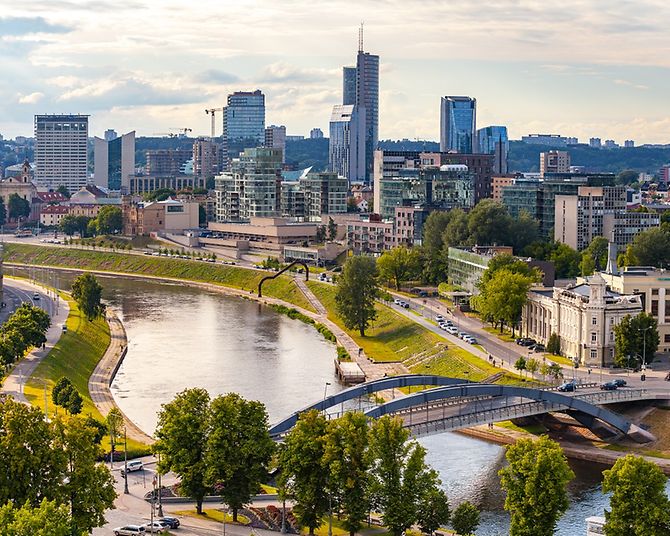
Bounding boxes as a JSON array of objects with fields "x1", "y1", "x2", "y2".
[
  {"x1": 639, "y1": 326, "x2": 651, "y2": 380},
  {"x1": 157, "y1": 452, "x2": 163, "y2": 517},
  {"x1": 323, "y1": 381, "x2": 331, "y2": 415},
  {"x1": 123, "y1": 427, "x2": 129, "y2": 494}
]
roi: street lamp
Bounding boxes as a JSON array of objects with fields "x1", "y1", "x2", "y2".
[
  {"x1": 123, "y1": 428, "x2": 129, "y2": 494},
  {"x1": 639, "y1": 326, "x2": 651, "y2": 380},
  {"x1": 323, "y1": 382, "x2": 331, "y2": 407}
]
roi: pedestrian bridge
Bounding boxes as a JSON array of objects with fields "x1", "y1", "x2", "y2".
[{"x1": 269, "y1": 375, "x2": 658, "y2": 443}]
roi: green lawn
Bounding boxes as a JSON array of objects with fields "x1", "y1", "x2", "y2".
[
  {"x1": 172, "y1": 509, "x2": 250, "y2": 525},
  {"x1": 4, "y1": 243, "x2": 313, "y2": 312},
  {"x1": 482, "y1": 326, "x2": 517, "y2": 343},
  {"x1": 23, "y1": 294, "x2": 149, "y2": 456},
  {"x1": 545, "y1": 353, "x2": 574, "y2": 366}
]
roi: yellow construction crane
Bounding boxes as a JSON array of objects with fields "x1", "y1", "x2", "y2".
[{"x1": 205, "y1": 108, "x2": 224, "y2": 138}]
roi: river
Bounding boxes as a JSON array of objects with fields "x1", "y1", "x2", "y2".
[{"x1": 14, "y1": 267, "x2": 670, "y2": 535}]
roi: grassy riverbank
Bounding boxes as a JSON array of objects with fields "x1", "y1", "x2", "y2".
[
  {"x1": 23, "y1": 294, "x2": 149, "y2": 456},
  {"x1": 3, "y1": 243, "x2": 314, "y2": 312},
  {"x1": 307, "y1": 281, "x2": 521, "y2": 383}
]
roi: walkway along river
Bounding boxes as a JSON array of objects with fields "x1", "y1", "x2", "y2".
[{"x1": 11, "y1": 267, "x2": 670, "y2": 535}]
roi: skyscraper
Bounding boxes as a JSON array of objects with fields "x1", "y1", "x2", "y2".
[
  {"x1": 440, "y1": 97, "x2": 476, "y2": 154},
  {"x1": 93, "y1": 131, "x2": 135, "y2": 191},
  {"x1": 222, "y1": 90, "x2": 265, "y2": 168},
  {"x1": 355, "y1": 49, "x2": 379, "y2": 183},
  {"x1": 34, "y1": 114, "x2": 89, "y2": 192},
  {"x1": 265, "y1": 125, "x2": 287, "y2": 162},
  {"x1": 342, "y1": 66, "x2": 357, "y2": 105},
  {"x1": 477, "y1": 125, "x2": 508, "y2": 174},
  {"x1": 329, "y1": 105, "x2": 365, "y2": 182}
]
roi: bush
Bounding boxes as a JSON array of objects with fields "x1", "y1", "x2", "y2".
[
  {"x1": 547, "y1": 333, "x2": 561, "y2": 355},
  {"x1": 337, "y1": 346, "x2": 351, "y2": 361}
]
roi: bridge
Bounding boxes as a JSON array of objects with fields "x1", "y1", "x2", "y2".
[{"x1": 270, "y1": 375, "x2": 661, "y2": 443}]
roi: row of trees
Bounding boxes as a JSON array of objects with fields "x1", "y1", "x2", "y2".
[
  {"x1": 0, "y1": 399, "x2": 116, "y2": 534},
  {"x1": 0, "y1": 303, "x2": 51, "y2": 368},
  {"x1": 59, "y1": 206, "x2": 123, "y2": 237}
]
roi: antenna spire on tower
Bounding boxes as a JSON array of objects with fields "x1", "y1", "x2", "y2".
[{"x1": 358, "y1": 22, "x2": 364, "y2": 52}]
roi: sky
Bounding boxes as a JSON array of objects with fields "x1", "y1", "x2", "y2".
[{"x1": 1, "y1": 0, "x2": 669, "y2": 143}]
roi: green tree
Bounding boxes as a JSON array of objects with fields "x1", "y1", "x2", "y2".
[
  {"x1": 421, "y1": 211, "x2": 452, "y2": 284},
  {"x1": 369, "y1": 416, "x2": 441, "y2": 536},
  {"x1": 105, "y1": 407, "x2": 124, "y2": 460},
  {"x1": 96, "y1": 206, "x2": 123, "y2": 235},
  {"x1": 335, "y1": 256, "x2": 379, "y2": 336},
  {"x1": 417, "y1": 487, "x2": 450, "y2": 536},
  {"x1": 580, "y1": 236, "x2": 609, "y2": 275},
  {"x1": 525, "y1": 357, "x2": 539, "y2": 376},
  {"x1": 508, "y1": 210, "x2": 540, "y2": 254},
  {"x1": 316, "y1": 226, "x2": 326, "y2": 243},
  {"x1": 86, "y1": 218, "x2": 98, "y2": 237},
  {"x1": 328, "y1": 217, "x2": 338, "y2": 241},
  {"x1": 499, "y1": 436, "x2": 574, "y2": 536},
  {"x1": 514, "y1": 356, "x2": 527, "y2": 376},
  {"x1": 602, "y1": 454, "x2": 670, "y2": 536},
  {"x1": 71, "y1": 273, "x2": 105, "y2": 321},
  {"x1": 451, "y1": 501, "x2": 480, "y2": 536},
  {"x1": 546, "y1": 333, "x2": 561, "y2": 355},
  {"x1": 443, "y1": 208, "x2": 470, "y2": 248},
  {"x1": 0, "y1": 198, "x2": 6, "y2": 226},
  {"x1": 198, "y1": 204, "x2": 207, "y2": 226},
  {"x1": 377, "y1": 246, "x2": 421, "y2": 290},
  {"x1": 56, "y1": 185, "x2": 71, "y2": 198},
  {"x1": 627, "y1": 228, "x2": 670, "y2": 268},
  {"x1": 615, "y1": 169, "x2": 640, "y2": 185},
  {"x1": 277, "y1": 410, "x2": 330, "y2": 535},
  {"x1": 53, "y1": 416, "x2": 116, "y2": 534},
  {"x1": 613, "y1": 312, "x2": 659, "y2": 367},
  {"x1": 154, "y1": 388, "x2": 211, "y2": 514},
  {"x1": 7, "y1": 193, "x2": 30, "y2": 221},
  {"x1": 324, "y1": 412, "x2": 371, "y2": 536},
  {"x1": 479, "y1": 254, "x2": 540, "y2": 287},
  {"x1": 472, "y1": 269, "x2": 534, "y2": 335},
  {"x1": 59, "y1": 215, "x2": 79, "y2": 236},
  {"x1": 549, "y1": 242, "x2": 581, "y2": 278},
  {"x1": 467, "y1": 199, "x2": 513, "y2": 245},
  {"x1": 0, "y1": 499, "x2": 73, "y2": 536},
  {"x1": 206, "y1": 393, "x2": 275, "y2": 522}
]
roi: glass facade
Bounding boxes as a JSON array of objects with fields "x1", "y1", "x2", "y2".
[
  {"x1": 223, "y1": 90, "x2": 265, "y2": 166},
  {"x1": 356, "y1": 52, "x2": 379, "y2": 183},
  {"x1": 107, "y1": 136, "x2": 122, "y2": 190},
  {"x1": 342, "y1": 66, "x2": 357, "y2": 106},
  {"x1": 440, "y1": 97, "x2": 476, "y2": 154}
]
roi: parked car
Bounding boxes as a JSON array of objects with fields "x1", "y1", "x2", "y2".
[
  {"x1": 159, "y1": 517, "x2": 180, "y2": 529},
  {"x1": 533, "y1": 344, "x2": 546, "y2": 352},
  {"x1": 558, "y1": 381, "x2": 576, "y2": 392},
  {"x1": 121, "y1": 460, "x2": 144, "y2": 475},
  {"x1": 600, "y1": 381, "x2": 618, "y2": 391},
  {"x1": 444, "y1": 320, "x2": 454, "y2": 327},
  {"x1": 143, "y1": 521, "x2": 169, "y2": 533},
  {"x1": 393, "y1": 298, "x2": 402, "y2": 305},
  {"x1": 113, "y1": 526, "x2": 146, "y2": 535},
  {"x1": 446, "y1": 326, "x2": 459, "y2": 335},
  {"x1": 467, "y1": 337, "x2": 478, "y2": 345},
  {"x1": 612, "y1": 378, "x2": 627, "y2": 387},
  {"x1": 435, "y1": 314, "x2": 444, "y2": 322},
  {"x1": 517, "y1": 338, "x2": 536, "y2": 347},
  {"x1": 399, "y1": 301, "x2": 409, "y2": 309}
]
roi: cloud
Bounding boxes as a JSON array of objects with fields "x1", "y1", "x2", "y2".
[
  {"x1": 195, "y1": 69, "x2": 239, "y2": 84},
  {"x1": 0, "y1": 17, "x2": 72, "y2": 35},
  {"x1": 259, "y1": 62, "x2": 338, "y2": 84},
  {"x1": 613, "y1": 79, "x2": 649, "y2": 90},
  {"x1": 17, "y1": 91, "x2": 44, "y2": 104}
]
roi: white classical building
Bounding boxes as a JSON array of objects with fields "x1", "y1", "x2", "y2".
[{"x1": 522, "y1": 273, "x2": 643, "y2": 366}]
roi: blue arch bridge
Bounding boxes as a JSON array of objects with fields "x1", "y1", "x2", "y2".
[{"x1": 270, "y1": 375, "x2": 663, "y2": 443}]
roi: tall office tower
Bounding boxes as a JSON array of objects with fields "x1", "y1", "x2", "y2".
[
  {"x1": 477, "y1": 125, "x2": 508, "y2": 174},
  {"x1": 310, "y1": 128, "x2": 324, "y2": 139},
  {"x1": 342, "y1": 66, "x2": 357, "y2": 105},
  {"x1": 440, "y1": 97, "x2": 476, "y2": 154},
  {"x1": 34, "y1": 114, "x2": 89, "y2": 192},
  {"x1": 355, "y1": 48, "x2": 379, "y2": 183},
  {"x1": 193, "y1": 138, "x2": 222, "y2": 179},
  {"x1": 540, "y1": 150, "x2": 571, "y2": 176},
  {"x1": 329, "y1": 105, "x2": 365, "y2": 182},
  {"x1": 93, "y1": 131, "x2": 135, "y2": 191},
  {"x1": 264, "y1": 125, "x2": 287, "y2": 162},
  {"x1": 146, "y1": 149, "x2": 192, "y2": 176},
  {"x1": 104, "y1": 129, "x2": 118, "y2": 142},
  {"x1": 222, "y1": 90, "x2": 265, "y2": 169}
]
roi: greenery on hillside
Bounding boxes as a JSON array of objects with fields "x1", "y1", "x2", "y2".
[
  {"x1": 285, "y1": 138, "x2": 330, "y2": 171},
  {"x1": 3, "y1": 243, "x2": 313, "y2": 312}
]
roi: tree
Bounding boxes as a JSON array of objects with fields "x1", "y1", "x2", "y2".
[
  {"x1": 51, "y1": 377, "x2": 82, "y2": 414},
  {"x1": 154, "y1": 388, "x2": 211, "y2": 514},
  {"x1": 277, "y1": 410, "x2": 330, "y2": 535},
  {"x1": 602, "y1": 454, "x2": 670, "y2": 535},
  {"x1": 479, "y1": 254, "x2": 540, "y2": 287},
  {"x1": 627, "y1": 228, "x2": 670, "y2": 268},
  {"x1": 324, "y1": 412, "x2": 371, "y2": 536},
  {"x1": 421, "y1": 211, "x2": 452, "y2": 284},
  {"x1": 580, "y1": 236, "x2": 609, "y2": 276},
  {"x1": 549, "y1": 242, "x2": 581, "y2": 278},
  {"x1": 417, "y1": 487, "x2": 450, "y2": 536},
  {"x1": 472, "y1": 269, "x2": 534, "y2": 335},
  {"x1": 316, "y1": 226, "x2": 326, "y2": 243},
  {"x1": 525, "y1": 357, "x2": 539, "y2": 376},
  {"x1": 615, "y1": 169, "x2": 639, "y2": 185},
  {"x1": 86, "y1": 218, "x2": 98, "y2": 237},
  {"x1": 59, "y1": 215, "x2": 79, "y2": 236},
  {"x1": 198, "y1": 205, "x2": 207, "y2": 226},
  {"x1": 514, "y1": 356, "x2": 527, "y2": 377},
  {"x1": 451, "y1": 501, "x2": 480, "y2": 536},
  {"x1": 0, "y1": 197, "x2": 6, "y2": 226},
  {"x1": 335, "y1": 256, "x2": 379, "y2": 336},
  {"x1": 498, "y1": 436, "x2": 574, "y2": 536},
  {"x1": 0, "y1": 499, "x2": 73, "y2": 536},
  {"x1": 327, "y1": 217, "x2": 338, "y2": 242},
  {"x1": 467, "y1": 199, "x2": 513, "y2": 245},
  {"x1": 546, "y1": 333, "x2": 561, "y2": 355},
  {"x1": 613, "y1": 312, "x2": 659, "y2": 368},
  {"x1": 71, "y1": 273, "x2": 105, "y2": 321},
  {"x1": 106, "y1": 407, "x2": 124, "y2": 459},
  {"x1": 96, "y1": 205, "x2": 123, "y2": 235},
  {"x1": 369, "y1": 416, "x2": 442, "y2": 536},
  {"x1": 508, "y1": 210, "x2": 540, "y2": 254},
  {"x1": 206, "y1": 393, "x2": 275, "y2": 522},
  {"x1": 56, "y1": 185, "x2": 71, "y2": 198},
  {"x1": 377, "y1": 246, "x2": 421, "y2": 290},
  {"x1": 442, "y1": 208, "x2": 470, "y2": 248},
  {"x1": 7, "y1": 193, "x2": 30, "y2": 221}
]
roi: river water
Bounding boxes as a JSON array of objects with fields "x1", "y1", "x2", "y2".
[{"x1": 15, "y1": 268, "x2": 670, "y2": 535}]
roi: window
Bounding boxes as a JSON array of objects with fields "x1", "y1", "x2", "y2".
[
  {"x1": 665, "y1": 334, "x2": 670, "y2": 343},
  {"x1": 652, "y1": 300, "x2": 659, "y2": 316},
  {"x1": 592, "y1": 316, "x2": 597, "y2": 325},
  {"x1": 591, "y1": 349, "x2": 597, "y2": 360},
  {"x1": 591, "y1": 332, "x2": 597, "y2": 343}
]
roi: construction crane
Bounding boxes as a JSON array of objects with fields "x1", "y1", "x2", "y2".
[{"x1": 205, "y1": 108, "x2": 224, "y2": 138}]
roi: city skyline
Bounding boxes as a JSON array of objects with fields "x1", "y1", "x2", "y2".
[{"x1": 1, "y1": 1, "x2": 669, "y2": 142}]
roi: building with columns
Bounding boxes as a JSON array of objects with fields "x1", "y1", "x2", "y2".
[{"x1": 522, "y1": 273, "x2": 643, "y2": 366}]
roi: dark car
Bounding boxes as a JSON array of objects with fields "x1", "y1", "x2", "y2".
[
  {"x1": 159, "y1": 517, "x2": 180, "y2": 529},
  {"x1": 612, "y1": 378, "x2": 627, "y2": 387},
  {"x1": 558, "y1": 381, "x2": 576, "y2": 392},
  {"x1": 600, "y1": 381, "x2": 618, "y2": 391},
  {"x1": 533, "y1": 344, "x2": 546, "y2": 353}
]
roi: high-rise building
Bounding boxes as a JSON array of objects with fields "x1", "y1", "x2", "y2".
[
  {"x1": 540, "y1": 150, "x2": 570, "y2": 176},
  {"x1": 146, "y1": 149, "x2": 192, "y2": 176},
  {"x1": 589, "y1": 137, "x2": 602, "y2": 148},
  {"x1": 342, "y1": 66, "x2": 357, "y2": 106},
  {"x1": 34, "y1": 114, "x2": 89, "y2": 191},
  {"x1": 264, "y1": 125, "x2": 287, "y2": 162},
  {"x1": 355, "y1": 51, "x2": 379, "y2": 183},
  {"x1": 104, "y1": 129, "x2": 118, "y2": 142},
  {"x1": 477, "y1": 125, "x2": 508, "y2": 174},
  {"x1": 624, "y1": 140, "x2": 635, "y2": 148},
  {"x1": 310, "y1": 128, "x2": 324, "y2": 139},
  {"x1": 93, "y1": 131, "x2": 135, "y2": 191},
  {"x1": 329, "y1": 105, "x2": 365, "y2": 182},
  {"x1": 440, "y1": 97, "x2": 476, "y2": 154},
  {"x1": 193, "y1": 138, "x2": 222, "y2": 179},
  {"x1": 222, "y1": 90, "x2": 265, "y2": 168}
]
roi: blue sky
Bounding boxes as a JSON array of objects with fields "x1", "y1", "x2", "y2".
[{"x1": 1, "y1": 0, "x2": 669, "y2": 143}]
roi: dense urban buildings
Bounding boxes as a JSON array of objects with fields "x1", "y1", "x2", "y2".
[
  {"x1": 440, "y1": 96, "x2": 476, "y2": 154},
  {"x1": 265, "y1": 125, "x2": 287, "y2": 162},
  {"x1": 192, "y1": 138, "x2": 223, "y2": 179},
  {"x1": 222, "y1": 90, "x2": 266, "y2": 168},
  {"x1": 146, "y1": 149, "x2": 191, "y2": 176},
  {"x1": 122, "y1": 197, "x2": 200, "y2": 235},
  {"x1": 93, "y1": 131, "x2": 135, "y2": 191},
  {"x1": 329, "y1": 105, "x2": 365, "y2": 182},
  {"x1": 540, "y1": 150, "x2": 571, "y2": 176},
  {"x1": 34, "y1": 114, "x2": 89, "y2": 191}
]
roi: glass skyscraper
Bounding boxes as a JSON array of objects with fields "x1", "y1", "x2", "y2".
[
  {"x1": 477, "y1": 125, "x2": 508, "y2": 174},
  {"x1": 440, "y1": 96, "x2": 476, "y2": 154},
  {"x1": 356, "y1": 51, "x2": 379, "y2": 183},
  {"x1": 223, "y1": 90, "x2": 265, "y2": 168},
  {"x1": 342, "y1": 66, "x2": 357, "y2": 106},
  {"x1": 329, "y1": 105, "x2": 365, "y2": 182}
]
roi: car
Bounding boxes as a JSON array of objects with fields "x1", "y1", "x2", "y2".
[
  {"x1": 612, "y1": 378, "x2": 627, "y2": 387},
  {"x1": 600, "y1": 381, "x2": 618, "y2": 391},
  {"x1": 439, "y1": 323, "x2": 449, "y2": 331},
  {"x1": 458, "y1": 332, "x2": 469, "y2": 339},
  {"x1": 113, "y1": 525, "x2": 146, "y2": 535},
  {"x1": 444, "y1": 320, "x2": 454, "y2": 327},
  {"x1": 558, "y1": 381, "x2": 576, "y2": 392},
  {"x1": 467, "y1": 337, "x2": 478, "y2": 345},
  {"x1": 159, "y1": 517, "x2": 180, "y2": 529},
  {"x1": 143, "y1": 521, "x2": 169, "y2": 533},
  {"x1": 121, "y1": 460, "x2": 144, "y2": 475},
  {"x1": 446, "y1": 326, "x2": 459, "y2": 335},
  {"x1": 533, "y1": 344, "x2": 546, "y2": 352},
  {"x1": 518, "y1": 338, "x2": 536, "y2": 347},
  {"x1": 32, "y1": 292, "x2": 40, "y2": 300},
  {"x1": 435, "y1": 314, "x2": 444, "y2": 322}
]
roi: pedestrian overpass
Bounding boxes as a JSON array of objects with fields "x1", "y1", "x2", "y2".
[{"x1": 269, "y1": 375, "x2": 658, "y2": 443}]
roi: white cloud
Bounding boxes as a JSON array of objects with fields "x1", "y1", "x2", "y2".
[{"x1": 17, "y1": 91, "x2": 44, "y2": 104}]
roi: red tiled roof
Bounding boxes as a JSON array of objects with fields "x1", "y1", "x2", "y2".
[{"x1": 41, "y1": 205, "x2": 69, "y2": 214}]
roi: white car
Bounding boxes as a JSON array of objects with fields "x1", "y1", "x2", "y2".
[
  {"x1": 143, "y1": 521, "x2": 169, "y2": 533},
  {"x1": 121, "y1": 460, "x2": 144, "y2": 475},
  {"x1": 446, "y1": 326, "x2": 459, "y2": 335},
  {"x1": 113, "y1": 526, "x2": 146, "y2": 535},
  {"x1": 435, "y1": 314, "x2": 444, "y2": 322}
]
